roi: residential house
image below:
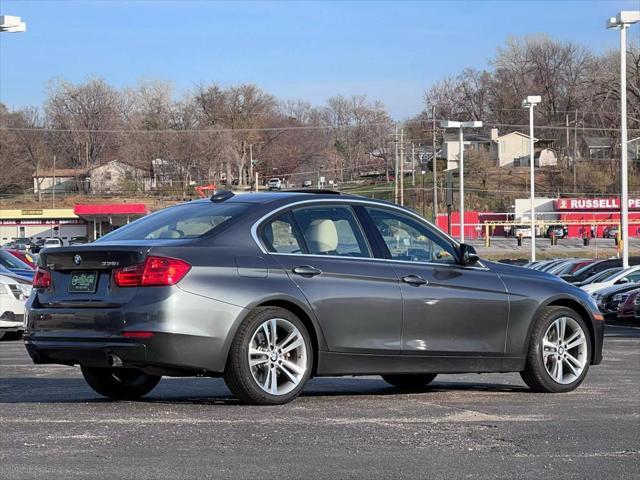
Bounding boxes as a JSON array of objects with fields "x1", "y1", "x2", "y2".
[
  {"x1": 490, "y1": 129, "x2": 557, "y2": 167},
  {"x1": 626, "y1": 137, "x2": 640, "y2": 162},
  {"x1": 441, "y1": 133, "x2": 491, "y2": 170},
  {"x1": 89, "y1": 160, "x2": 153, "y2": 194},
  {"x1": 581, "y1": 136, "x2": 613, "y2": 160},
  {"x1": 32, "y1": 168, "x2": 89, "y2": 195}
]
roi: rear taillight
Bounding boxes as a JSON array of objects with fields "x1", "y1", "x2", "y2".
[
  {"x1": 113, "y1": 256, "x2": 191, "y2": 287},
  {"x1": 33, "y1": 267, "x2": 52, "y2": 289}
]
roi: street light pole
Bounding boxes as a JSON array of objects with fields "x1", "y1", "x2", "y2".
[
  {"x1": 440, "y1": 120, "x2": 482, "y2": 243},
  {"x1": 607, "y1": 11, "x2": 639, "y2": 268},
  {"x1": 0, "y1": 15, "x2": 27, "y2": 32},
  {"x1": 523, "y1": 96, "x2": 541, "y2": 262}
]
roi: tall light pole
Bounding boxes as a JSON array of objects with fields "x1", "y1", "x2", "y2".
[
  {"x1": 0, "y1": 15, "x2": 26, "y2": 32},
  {"x1": 607, "y1": 10, "x2": 640, "y2": 268},
  {"x1": 440, "y1": 120, "x2": 482, "y2": 243},
  {"x1": 523, "y1": 95, "x2": 541, "y2": 262}
]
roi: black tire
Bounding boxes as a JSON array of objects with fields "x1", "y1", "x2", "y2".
[
  {"x1": 224, "y1": 307, "x2": 313, "y2": 405},
  {"x1": 520, "y1": 306, "x2": 591, "y2": 393},
  {"x1": 381, "y1": 373, "x2": 438, "y2": 390},
  {"x1": 81, "y1": 366, "x2": 161, "y2": 400}
]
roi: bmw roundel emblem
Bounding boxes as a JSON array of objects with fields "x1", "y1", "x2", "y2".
[{"x1": 73, "y1": 254, "x2": 82, "y2": 266}]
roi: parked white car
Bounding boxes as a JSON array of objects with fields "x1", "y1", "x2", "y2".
[
  {"x1": 43, "y1": 238, "x2": 63, "y2": 248},
  {"x1": 0, "y1": 274, "x2": 31, "y2": 340},
  {"x1": 267, "y1": 178, "x2": 282, "y2": 190},
  {"x1": 581, "y1": 266, "x2": 640, "y2": 294}
]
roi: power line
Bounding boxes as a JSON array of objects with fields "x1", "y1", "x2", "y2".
[{"x1": 1, "y1": 121, "x2": 638, "y2": 134}]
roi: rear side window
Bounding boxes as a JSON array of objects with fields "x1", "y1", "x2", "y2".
[
  {"x1": 97, "y1": 202, "x2": 249, "y2": 241},
  {"x1": 261, "y1": 213, "x2": 302, "y2": 254}
]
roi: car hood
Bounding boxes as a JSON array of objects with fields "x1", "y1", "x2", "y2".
[{"x1": 593, "y1": 282, "x2": 639, "y2": 297}]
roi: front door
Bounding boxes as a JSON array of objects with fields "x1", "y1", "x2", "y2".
[
  {"x1": 363, "y1": 206, "x2": 509, "y2": 355},
  {"x1": 259, "y1": 203, "x2": 403, "y2": 354}
]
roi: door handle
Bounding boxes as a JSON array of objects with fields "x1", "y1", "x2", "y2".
[
  {"x1": 402, "y1": 274, "x2": 428, "y2": 286},
  {"x1": 292, "y1": 265, "x2": 322, "y2": 277}
]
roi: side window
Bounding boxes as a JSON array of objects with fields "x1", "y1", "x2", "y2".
[
  {"x1": 292, "y1": 205, "x2": 370, "y2": 257},
  {"x1": 261, "y1": 212, "x2": 302, "y2": 254},
  {"x1": 365, "y1": 207, "x2": 457, "y2": 264}
]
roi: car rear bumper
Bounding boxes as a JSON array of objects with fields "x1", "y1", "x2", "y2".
[
  {"x1": 24, "y1": 332, "x2": 226, "y2": 375},
  {"x1": 0, "y1": 314, "x2": 24, "y2": 332},
  {"x1": 24, "y1": 287, "x2": 246, "y2": 374}
]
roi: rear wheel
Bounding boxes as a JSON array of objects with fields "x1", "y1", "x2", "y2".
[
  {"x1": 520, "y1": 306, "x2": 591, "y2": 393},
  {"x1": 382, "y1": 373, "x2": 437, "y2": 390},
  {"x1": 224, "y1": 307, "x2": 313, "y2": 405},
  {"x1": 81, "y1": 366, "x2": 161, "y2": 400}
]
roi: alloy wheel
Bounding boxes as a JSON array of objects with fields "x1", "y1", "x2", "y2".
[
  {"x1": 248, "y1": 318, "x2": 308, "y2": 396},
  {"x1": 542, "y1": 316, "x2": 588, "y2": 385}
]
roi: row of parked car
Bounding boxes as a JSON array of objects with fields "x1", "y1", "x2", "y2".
[
  {"x1": 522, "y1": 257, "x2": 640, "y2": 321},
  {"x1": 2, "y1": 236, "x2": 88, "y2": 253},
  {"x1": 0, "y1": 246, "x2": 36, "y2": 340}
]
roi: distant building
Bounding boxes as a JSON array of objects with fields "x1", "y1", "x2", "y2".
[
  {"x1": 32, "y1": 168, "x2": 88, "y2": 194},
  {"x1": 89, "y1": 160, "x2": 152, "y2": 194},
  {"x1": 490, "y1": 129, "x2": 557, "y2": 168},
  {"x1": 581, "y1": 136, "x2": 613, "y2": 160},
  {"x1": 442, "y1": 133, "x2": 491, "y2": 170}
]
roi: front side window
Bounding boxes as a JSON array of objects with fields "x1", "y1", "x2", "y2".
[
  {"x1": 366, "y1": 207, "x2": 457, "y2": 264},
  {"x1": 291, "y1": 205, "x2": 370, "y2": 257},
  {"x1": 97, "y1": 202, "x2": 249, "y2": 241}
]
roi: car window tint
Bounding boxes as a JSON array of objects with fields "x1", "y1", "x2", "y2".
[
  {"x1": 366, "y1": 207, "x2": 457, "y2": 264},
  {"x1": 261, "y1": 213, "x2": 302, "y2": 254},
  {"x1": 97, "y1": 202, "x2": 249, "y2": 241},
  {"x1": 292, "y1": 205, "x2": 370, "y2": 257}
]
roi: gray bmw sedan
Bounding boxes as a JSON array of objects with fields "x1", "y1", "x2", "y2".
[{"x1": 24, "y1": 191, "x2": 604, "y2": 404}]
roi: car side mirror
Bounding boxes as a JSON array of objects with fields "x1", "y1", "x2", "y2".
[
  {"x1": 459, "y1": 243, "x2": 479, "y2": 266},
  {"x1": 616, "y1": 278, "x2": 629, "y2": 284}
]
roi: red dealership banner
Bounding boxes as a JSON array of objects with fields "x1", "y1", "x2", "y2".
[{"x1": 555, "y1": 198, "x2": 640, "y2": 211}]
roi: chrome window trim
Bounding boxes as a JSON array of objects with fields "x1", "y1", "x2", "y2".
[{"x1": 250, "y1": 197, "x2": 488, "y2": 270}]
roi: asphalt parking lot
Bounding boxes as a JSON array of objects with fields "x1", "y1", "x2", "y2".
[{"x1": 1, "y1": 324, "x2": 639, "y2": 480}]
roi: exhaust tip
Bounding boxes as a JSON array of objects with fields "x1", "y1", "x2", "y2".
[{"x1": 108, "y1": 353, "x2": 123, "y2": 367}]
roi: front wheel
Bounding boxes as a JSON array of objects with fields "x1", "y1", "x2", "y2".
[
  {"x1": 224, "y1": 307, "x2": 313, "y2": 405},
  {"x1": 81, "y1": 366, "x2": 161, "y2": 400},
  {"x1": 382, "y1": 373, "x2": 437, "y2": 390},
  {"x1": 520, "y1": 306, "x2": 591, "y2": 393}
]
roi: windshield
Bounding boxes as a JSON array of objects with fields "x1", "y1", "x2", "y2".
[
  {"x1": 584, "y1": 268, "x2": 620, "y2": 284},
  {"x1": 96, "y1": 202, "x2": 249, "y2": 241}
]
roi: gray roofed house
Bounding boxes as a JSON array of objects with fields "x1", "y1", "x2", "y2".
[{"x1": 581, "y1": 136, "x2": 614, "y2": 159}]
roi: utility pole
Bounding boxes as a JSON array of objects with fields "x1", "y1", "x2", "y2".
[
  {"x1": 249, "y1": 143, "x2": 253, "y2": 188},
  {"x1": 432, "y1": 105, "x2": 438, "y2": 223},
  {"x1": 565, "y1": 114, "x2": 570, "y2": 163},
  {"x1": 573, "y1": 110, "x2": 578, "y2": 193},
  {"x1": 411, "y1": 143, "x2": 415, "y2": 186},
  {"x1": 52, "y1": 154, "x2": 56, "y2": 208},
  {"x1": 400, "y1": 128, "x2": 405, "y2": 206},
  {"x1": 394, "y1": 124, "x2": 399, "y2": 204}
]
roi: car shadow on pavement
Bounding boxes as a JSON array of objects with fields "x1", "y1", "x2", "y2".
[
  {"x1": 0, "y1": 376, "x2": 528, "y2": 405},
  {"x1": 604, "y1": 322, "x2": 640, "y2": 337}
]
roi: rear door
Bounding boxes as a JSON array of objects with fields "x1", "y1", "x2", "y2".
[
  {"x1": 259, "y1": 203, "x2": 403, "y2": 354},
  {"x1": 362, "y1": 206, "x2": 509, "y2": 355}
]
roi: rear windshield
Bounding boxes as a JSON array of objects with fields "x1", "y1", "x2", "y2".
[{"x1": 96, "y1": 202, "x2": 249, "y2": 241}]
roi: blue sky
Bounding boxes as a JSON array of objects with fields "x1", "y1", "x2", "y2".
[{"x1": 0, "y1": 0, "x2": 638, "y2": 119}]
